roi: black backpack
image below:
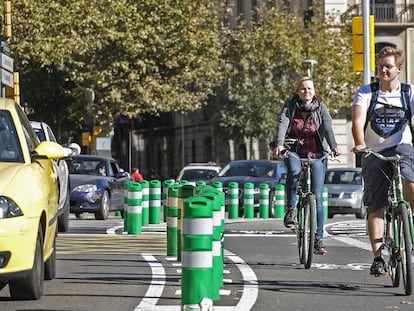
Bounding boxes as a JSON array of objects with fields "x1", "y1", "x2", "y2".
[{"x1": 364, "y1": 81, "x2": 413, "y2": 139}]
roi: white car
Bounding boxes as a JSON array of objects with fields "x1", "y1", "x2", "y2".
[
  {"x1": 31, "y1": 121, "x2": 72, "y2": 232},
  {"x1": 176, "y1": 162, "x2": 221, "y2": 185}
]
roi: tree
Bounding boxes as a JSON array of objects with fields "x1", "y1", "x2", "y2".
[
  {"x1": 218, "y1": 5, "x2": 362, "y2": 145},
  {"x1": 10, "y1": 0, "x2": 223, "y2": 133}
]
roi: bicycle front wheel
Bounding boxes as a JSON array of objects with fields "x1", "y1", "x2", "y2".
[
  {"x1": 398, "y1": 202, "x2": 413, "y2": 295},
  {"x1": 302, "y1": 194, "x2": 316, "y2": 269}
]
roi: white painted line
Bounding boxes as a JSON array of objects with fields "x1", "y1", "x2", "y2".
[
  {"x1": 135, "y1": 250, "x2": 258, "y2": 310},
  {"x1": 134, "y1": 254, "x2": 166, "y2": 311},
  {"x1": 223, "y1": 278, "x2": 232, "y2": 283},
  {"x1": 224, "y1": 250, "x2": 258, "y2": 311}
]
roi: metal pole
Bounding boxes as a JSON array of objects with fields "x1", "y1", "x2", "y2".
[
  {"x1": 362, "y1": 0, "x2": 371, "y2": 84},
  {"x1": 181, "y1": 113, "x2": 185, "y2": 168}
]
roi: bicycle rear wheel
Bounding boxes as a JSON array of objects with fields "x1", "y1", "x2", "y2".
[
  {"x1": 398, "y1": 202, "x2": 413, "y2": 295},
  {"x1": 302, "y1": 194, "x2": 316, "y2": 269}
]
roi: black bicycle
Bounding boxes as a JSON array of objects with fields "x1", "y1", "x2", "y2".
[
  {"x1": 282, "y1": 150, "x2": 336, "y2": 268},
  {"x1": 358, "y1": 148, "x2": 413, "y2": 295}
]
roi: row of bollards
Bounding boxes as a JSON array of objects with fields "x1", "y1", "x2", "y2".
[{"x1": 121, "y1": 179, "x2": 329, "y2": 310}]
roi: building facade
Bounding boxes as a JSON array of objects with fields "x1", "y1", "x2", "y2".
[{"x1": 112, "y1": 0, "x2": 414, "y2": 179}]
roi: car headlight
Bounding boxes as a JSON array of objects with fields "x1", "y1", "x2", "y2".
[
  {"x1": 73, "y1": 184, "x2": 98, "y2": 193},
  {"x1": 342, "y1": 192, "x2": 357, "y2": 199},
  {"x1": 0, "y1": 196, "x2": 23, "y2": 219}
]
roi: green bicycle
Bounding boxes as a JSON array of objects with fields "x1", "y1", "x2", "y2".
[
  {"x1": 282, "y1": 150, "x2": 336, "y2": 269},
  {"x1": 359, "y1": 148, "x2": 414, "y2": 296}
]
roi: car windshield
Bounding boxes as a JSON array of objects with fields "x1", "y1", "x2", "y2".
[
  {"x1": 66, "y1": 158, "x2": 108, "y2": 176},
  {"x1": 181, "y1": 169, "x2": 217, "y2": 181},
  {"x1": 325, "y1": 170, "x2": 362, "y2": 185},
  {"x1": 218, "y1": 162, "x2": 275, "y2": 178},
  {"x1": 0, "y1": 111, "x2": 22, "y2": 162}
]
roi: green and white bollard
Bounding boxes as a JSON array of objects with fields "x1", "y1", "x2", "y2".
[
  {"x1": 274, "y1": 184, "x2": 285, "y2": 219},
  {"x1": 323, "y1": 186, "x2": 328, "y2": 219},
  {"x1": 149, "y1": 180, "x2": 161, "y2": 224},
  {"x1": 163, "y1": 179, "x2": 175, "y2": 222},
  {"x1": 140, "y1": 180, "x2": 149, "y2": 226},
  {"x1": 227, "y1": 182, "x2": 239, "y2": 219},
  {"x1": 196, "y1": 180, "x2": 206, "y2": 187},
  {"x1": 181, "y1": 196, "x2": 213, "y2": 310},
  {"x1": 243, "y1": 182, "x2": 254, "y2": 218},
  {"x1": 127, "y1": 182, "x2": 142, "y2": 234},
  {"x1": 196, "y1": 188, "x2": 223, "y2": 300},
  {"x1": 259, "y1": 183, "x2": 269, "y2": 218},
  {"x1": 123, "y1": 181, "x2": 130, "y2": 232},
  {"x1": 167, "y1": 184, "x2": 180, "y2": 257},
  {"x1": 177, "y1": 184, "x2": 195, "y2": 262}
]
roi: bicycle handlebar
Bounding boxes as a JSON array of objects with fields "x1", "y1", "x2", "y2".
[
  {"x1": 280, "y1": 149, "x2": 339, "y2": 163},
  {"x1": 356, "y1": 148, "x2": 408, "y2": 162}
]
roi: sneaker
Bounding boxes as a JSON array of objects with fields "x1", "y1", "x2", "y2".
[
  {"x1": 283, "y1": 208, "x2": 295, "y2": 228},
  {"x1": 314, "y1": 239, "x2": 327, "y2": 255},
  {"x1": 370, "y1": 256, "x2": 388, "y2": 276}
]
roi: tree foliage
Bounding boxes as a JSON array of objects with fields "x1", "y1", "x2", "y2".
[
  {"x1": 10, "y1": 0, "x2": 223, "y2": 134},
  {"x1": 218, "y1": 5, "x2": 362, "y2": 142}
]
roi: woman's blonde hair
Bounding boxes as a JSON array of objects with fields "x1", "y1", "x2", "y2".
[{"x1": 295, "y1": 76, "x2": 313, "y2": 92}]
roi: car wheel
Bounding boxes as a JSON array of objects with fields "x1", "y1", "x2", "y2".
[
  {"x1": 75, "y1": 213, "x2": 83, "y2": 219},
  {"x1": 355, "y1": 203, "x2": 367, "y2": 219},
  {"x1": 58, "y1": 191, "x2": 70, "y2": 232},
  {"x1": 44, "y1": 228, "x2": 57, "y2": 280},
  {"x1": 328, "y1": 212, "x2": 334, "y2": 219},
  {"x1": 95, "y1": 190, "x2": 110, "y2": 220},
  {"x1": 9, "y1": 226, "x2": 44, "y2": 300}
]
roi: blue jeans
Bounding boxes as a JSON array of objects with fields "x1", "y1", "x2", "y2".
[{"x1": 284, "y1": 153, "x2": 327, "y2": 239}]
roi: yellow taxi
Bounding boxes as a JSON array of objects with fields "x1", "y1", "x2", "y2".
[{"x1": 0, "y1": 98, "x2": 64, "y2": 300}]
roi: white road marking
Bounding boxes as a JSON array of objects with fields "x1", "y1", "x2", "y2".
[{"x1": 134, "y1": 251, "x2": 258, "y2": 311}]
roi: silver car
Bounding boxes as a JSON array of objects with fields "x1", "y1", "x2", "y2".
[
  {"x1": 31, "y1": 121, "x2": 72, "y2": 232},
  {"x1": 324, "y1": 167, "x2": 366, "y2": 219}
]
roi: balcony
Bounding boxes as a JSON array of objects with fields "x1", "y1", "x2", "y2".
[{"x1": 342, "y1": 4, "x2": 414, "y2": 24}]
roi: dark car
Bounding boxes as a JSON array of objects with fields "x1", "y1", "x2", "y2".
[
  {"x1": 66, "y1": 155, "x2": 129, "y2": 220},
  {"x1": 209, "y1": 159, "x2": 287, "y2": 217},
  {"x1": 324, "y1": 167, "x2": 366, "y2": 219}
]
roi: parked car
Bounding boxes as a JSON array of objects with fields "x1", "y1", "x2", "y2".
[
  {"x1": 31, "y1": 121, "x2": 72, "y2": 232},
  {"x1": 66, "y1": 155, "x2": 129, "y2": 220},
  {"x1": 176, "y1": 162, "x2": 221, "y2": 185},
  {"x1": 324, "y1": 167, "x2": 366, "y2": 219},
  {"x1": 0, "y1": 98, "x2": 64, "y2": 300},
  {"x1": 209, "y1": 159, "x2": 287, "y2": 217}
]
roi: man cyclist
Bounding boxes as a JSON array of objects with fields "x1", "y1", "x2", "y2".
[{"x1": 352, "y1": 46, "x2": 414, "y2": 276}]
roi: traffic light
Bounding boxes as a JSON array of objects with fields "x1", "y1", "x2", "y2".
[
  {"x1": 352, "y1": 16, "x2": 375, "y2": 72},
  {"x1": 82, "y1": 132, "x2": 91, "y2": 147},
  {"x1": 92, "y1": 126, "x2": 102, "y2": 137},
  {"x1": 5, "y1": 72, "x2": 19, "y2": 104},
  {"x1": 3, "y1": 1, "x2": 11, "y2": 38}
]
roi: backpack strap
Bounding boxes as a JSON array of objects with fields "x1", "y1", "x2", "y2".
[{"x1": 364, "y1": 81, "x2": 380, "y2": 131}]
